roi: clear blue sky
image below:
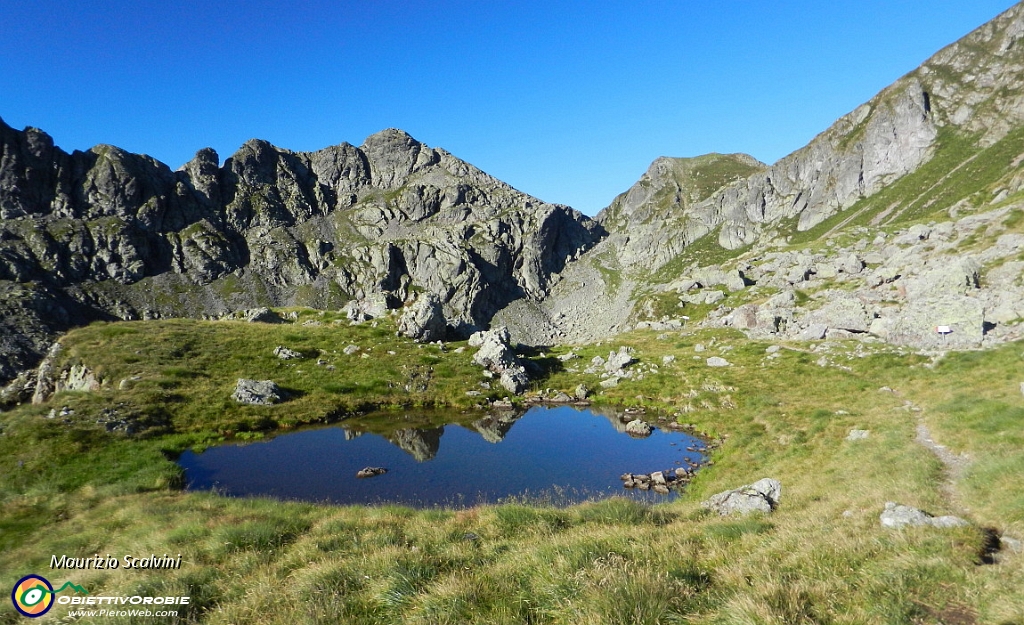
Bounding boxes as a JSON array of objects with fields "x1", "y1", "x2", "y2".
[{"x1": 1, "y1": 1, "x2": 1017, "y2": 215}]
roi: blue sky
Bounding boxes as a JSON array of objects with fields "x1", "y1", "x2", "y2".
[{"x1": 1, "y1": 1, "x2": 1017, "y2": 215}]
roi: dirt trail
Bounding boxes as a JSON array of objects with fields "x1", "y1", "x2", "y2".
[{"x1": 914, "y1": 421, "x2": 970, "y2": 507}]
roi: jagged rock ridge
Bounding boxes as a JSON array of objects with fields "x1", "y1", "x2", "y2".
[{"x1": 0, "y1": 123, "x2": 603, "y2": 383}]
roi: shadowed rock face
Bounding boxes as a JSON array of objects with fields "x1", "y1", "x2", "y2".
[{"x1": 0, "y1": 123, "x2": 605, "y2": 383}]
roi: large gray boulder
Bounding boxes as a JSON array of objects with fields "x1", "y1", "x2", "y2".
[
  {"x1": 624, "y1": 419, "x2": 653, "y2": 437},
  {"x1": 904, "y1": 258, "x2": 980, "y2": 301},
  {"x1": 397, "y1": 293, "x2": 447, "y2": 342},
  {"x1": 604, "y1": 346, "x2": 636, "y2": 373},
  {"x1": 232, "y1": 379, "x2": 284, "y2": 405},
  {"x1": 470, "y1": 326, "x2": 529, "y2": 394},
  {"x1": 243, "y1": 308, "x2": 283, "y2": 324},
  {"x1": 806, "y1": 295, "x2": 870, "y2": 334},
  {"x1": 702, "y1": 478, "x2": 782, "y2": 515}
]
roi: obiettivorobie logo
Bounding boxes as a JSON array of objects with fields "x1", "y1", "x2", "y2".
[
  {"x1": 10, "y1": 574, "x2": 190, "y2": 619},
  {"x1": 11, "y1": 574, "x2": 87, "y2": 618}
]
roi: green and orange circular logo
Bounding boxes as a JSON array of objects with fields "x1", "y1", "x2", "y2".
[{"x1": 11, "y1": 575, "x2": 54, "y2": 618}]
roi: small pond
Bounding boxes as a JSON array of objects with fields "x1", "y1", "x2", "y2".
[{"x1": 178, "y1": 405, "x2": 707, "y2": 507}]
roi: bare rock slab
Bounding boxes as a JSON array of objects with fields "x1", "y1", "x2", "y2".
[
  {"x1": 879, "y1": 502, "x2": 970, "y2": 529},
  {"x1": 702, "y1": 478, "x2": 782, "y2": 515}
]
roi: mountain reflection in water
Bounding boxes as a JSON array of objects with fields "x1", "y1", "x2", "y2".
[{"x1": 179, "y1": 405, "x2": 706, "y2": 507}]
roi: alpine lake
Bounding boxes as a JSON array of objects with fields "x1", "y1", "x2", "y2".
[{"x1": 179, "y1": 405, "x2": 710, "y2": 507}]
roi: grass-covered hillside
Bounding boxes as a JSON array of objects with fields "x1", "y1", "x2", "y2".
[{"x1": 1, "y1": 312, "x2": 1022, "y2": 624}]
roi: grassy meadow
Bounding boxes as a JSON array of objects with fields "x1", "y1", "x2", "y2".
[{"x1": 1, "y1": 312, "x2": 1023, "y2": 624}]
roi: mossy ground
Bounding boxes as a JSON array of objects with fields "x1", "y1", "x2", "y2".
[{"x1": 1, "y1": 315, "x2": 1023, "y2": 624}]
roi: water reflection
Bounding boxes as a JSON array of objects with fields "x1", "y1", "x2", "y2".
[{"x1": 179, "y1": 405, "x2": 707, "y2": 507}]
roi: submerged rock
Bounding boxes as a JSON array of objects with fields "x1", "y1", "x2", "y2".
[{"x1": 356, "y1": 466, "x2": 388, "y2": 478}]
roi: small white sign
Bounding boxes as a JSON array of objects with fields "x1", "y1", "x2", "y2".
[{"x1": 936, "y1": 325, "x2": 952, "y2": 334}]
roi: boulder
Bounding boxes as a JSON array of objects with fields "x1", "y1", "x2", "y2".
[
  {"x1": 55, "y1": 364, "x2": 100, "y2": 394},
  {"x1": 796, "y1": 323, "x2": 828, "y2": 341},
  {"x1": 274, "y1": 346, "x2": 303, "y2": 360},
  {"x1": 232, "y1": 379, "x2": 284, "y2": 405},
  {"x1": 701, "y1": 478, "x2": 782, "y2": 515},
  {"x1": 243, "y1": 308, "x2": 282, "y2": 324},
  {"x1": 605, "y1": 346, "x2": 636, "y2": 373},
  {"x1": 356, "y1": 466, "x2": 388, "y2": 478},
  {"x1": 471, "y1": 326, "x2": 529, "y2": 394},
  {"x1": 904, "y1": 258, "x2": 980, "y2": 301},
  {"x1": 345, "y1": 293, "x2": 394, "y2": 321},
  {"x1": 706, "y1": 356, "x2": 730, "y2": 367},
  {"x1": 397, "y1": 293, "x2": 447, "y2": 342},
  {"x1": 879, "y1": 502, "x2": 970, "y2": 529},
  {"x1": 625, "y1": 419, "x2": 653, "y2": 437},
  {"x1": 807, "y1": 295, "x2": 869, "y2": 333}
]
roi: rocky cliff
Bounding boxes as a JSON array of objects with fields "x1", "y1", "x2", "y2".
[
  {"x1": 0, "y1": 122, "x2": 603, "y2": 383},
  {"x1": 491, "y1": 2, "x2": 1024, "y2": 346},
  {"x1": 597, "y1": 2, "x2": 1024, "y2": 270}
]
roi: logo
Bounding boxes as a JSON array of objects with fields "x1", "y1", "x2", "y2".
[{"x1": 10, "y1": 575, "x2": 87, "y2": 618}]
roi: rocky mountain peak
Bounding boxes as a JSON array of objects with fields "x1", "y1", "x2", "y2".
[
  {"x1": 360, "y1": 128, "x2": 441, "y2": 189},
  {"x1": 0, "y1": 122, "x2": 604, "y2": 383}
]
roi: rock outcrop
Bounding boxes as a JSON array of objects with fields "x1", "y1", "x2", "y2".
[
  {"x1": 701, "y1": 478, "x2": 782, "y2": 516},
  {"x1": 494, "y1": 3, "x2": 1024, "y2": 347},
  {"x1": 596, "y1": 4, "x2": 1024, "y2": 267},
  {"x1": 397, "y1": 293, "x2": 448, "y2": 342}
]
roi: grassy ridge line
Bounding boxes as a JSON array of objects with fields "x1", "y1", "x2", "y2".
[{"x1": 0, "y1": 317, "x2": 1022, "y2": 623}]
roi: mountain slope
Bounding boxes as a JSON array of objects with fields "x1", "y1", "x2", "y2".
[
  {"x1": 491, "y1": 2, "x2": 1024, "y2": 346},
  {"x1": 599, "y1": 1, "x2": 1024, "y2": 271},
  {"x1": 0, "y1": 123, "x2": 604, "y2": 383}
]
